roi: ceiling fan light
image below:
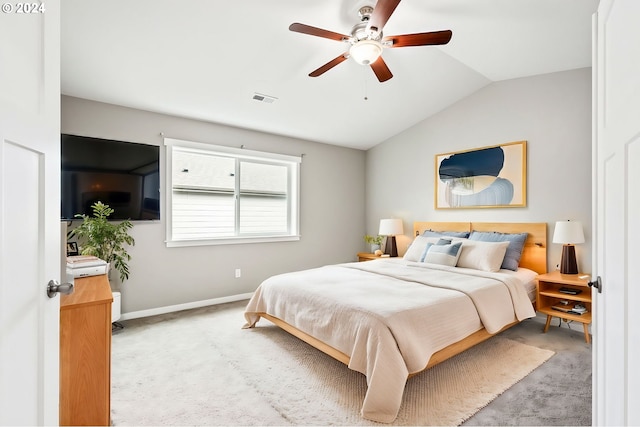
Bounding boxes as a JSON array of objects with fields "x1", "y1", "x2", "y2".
[{"x1": 349, "y1": 40, "x2": 383, "y2": 65}]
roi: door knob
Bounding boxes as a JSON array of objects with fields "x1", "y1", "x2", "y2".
[
  {"x1": 588, "y1": 276, "x2": 603, "y2": 294},
  {"x1": 47, "y1": 280, "x2": 74, "y2": 298}
]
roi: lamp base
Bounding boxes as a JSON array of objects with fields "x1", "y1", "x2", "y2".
[
  {"x1": 384, "y1": 236, "x2": 398, "y2": 257},
  {"x1": 559, "y1": 244, "x2": 579, "y2": 274}
]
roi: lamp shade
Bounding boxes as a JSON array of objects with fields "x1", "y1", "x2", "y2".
[
  {"x1": 552, "y1": 221, "x2": 585, "y2": 244},
  {"x1": 379, "y1": 219, "x2": 403, "y2": 236}
]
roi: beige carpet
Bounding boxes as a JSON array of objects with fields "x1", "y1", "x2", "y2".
[{"x1": 111, "y1": 301, "x2": 554, "y2": 426}]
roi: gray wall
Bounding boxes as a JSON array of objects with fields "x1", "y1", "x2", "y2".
[
  {"x1": 62, "y1": 96, "x2": 366, "y2": 314},
  {"x1": 366, "y1": 68, "x2": 592, "y2": 274}
]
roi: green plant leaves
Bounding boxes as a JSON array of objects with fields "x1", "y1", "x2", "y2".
[{"x1": 69, "y1": 201, "x2": 135, "y2": 283}]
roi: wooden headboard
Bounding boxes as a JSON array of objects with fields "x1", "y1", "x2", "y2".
[{"x1": 413, "y1": 221, "x2": 547, "y2": 274}]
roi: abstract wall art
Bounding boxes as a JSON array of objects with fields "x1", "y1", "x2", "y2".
[{"x1": 435, "y1": 141, "x2": 527, "y2": 209}]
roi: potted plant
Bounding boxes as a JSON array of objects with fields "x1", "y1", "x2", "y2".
[
  {"x1": 69, "y1": 201, "x2": 135, "y2": 283},
  {"x1": 364, "y1": 234, "x2": 383, "y2": 253}
]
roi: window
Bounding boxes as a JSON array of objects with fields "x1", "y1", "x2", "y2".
[{"x1": 165, "y1": 138, "x2": 301, "y2": 246}]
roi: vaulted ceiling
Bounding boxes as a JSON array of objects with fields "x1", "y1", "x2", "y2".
[{"x1": 61, "y1": 0, "x2": 599, "y2": 150}]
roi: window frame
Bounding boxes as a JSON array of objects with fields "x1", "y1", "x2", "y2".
[{"x1": 164, "y1": 138, "x2": 301, "y2": 247}]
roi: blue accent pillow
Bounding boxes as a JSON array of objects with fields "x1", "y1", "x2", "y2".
[
  {"x1": 468, "y1": 231, "x2": 527, "y2": 271},
  {"x1": 436, "y1": 237, "x2": 454, "y2": 245},
  {"x1": 421, "y1": 230, "x2": 470, "y2": 239},
  {"x1": 419, "y1": 241, "x2": 463, "y2": 266},
  {"x1": 418, "y1": 238, "x2": 451, "y2": 261}
]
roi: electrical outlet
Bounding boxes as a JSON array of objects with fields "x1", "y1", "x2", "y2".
[{"x1": 235, "y1": 268, "x2": 241, "y2": 278}]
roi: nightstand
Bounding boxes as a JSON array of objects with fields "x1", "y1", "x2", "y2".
[
  {"x1": 536, "y1": 270, "x2": 592, "y2": 343},
  {"x1": 357, "y1": 252, "x2": 380, "y2": 262}
]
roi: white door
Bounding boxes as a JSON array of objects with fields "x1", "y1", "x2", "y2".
[
  {"x1": 0, "y1": 3, "x2": 61, "y2": 425},
  {"x1": 593, "y1": 0, "x2": 640, "y2": 425}
]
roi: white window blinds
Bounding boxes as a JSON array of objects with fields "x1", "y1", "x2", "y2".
[{"x1": 165, "y1": 138, "x2": 300, "y2": 246}]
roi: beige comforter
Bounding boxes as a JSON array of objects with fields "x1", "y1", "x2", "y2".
[{"x1": 243, "y1": 259, "x2": 536, "y2": 423}]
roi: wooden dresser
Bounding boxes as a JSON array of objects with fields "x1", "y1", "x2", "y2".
[{"x1": 60, "y1": 274, "x2": 113, "y2": 426}]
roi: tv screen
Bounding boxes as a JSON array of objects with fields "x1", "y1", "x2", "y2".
[{"x1": 61, "y1": 134, "x2": 160, "y2": 220}]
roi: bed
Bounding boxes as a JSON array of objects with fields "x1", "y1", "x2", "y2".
[{"x1": 243, "y1": 221, "x2": 547, "y2": 423}]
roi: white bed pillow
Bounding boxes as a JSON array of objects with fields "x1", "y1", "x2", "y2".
[
  {"x1": 403, "y1": 236, "x2": 441, "y2": 262},
  {"x1": 468, "y1": 231, "x2": 528, "y2": 271},
  {"x1": 456, "y1": 240, "x2": 510, "y2": 272}
]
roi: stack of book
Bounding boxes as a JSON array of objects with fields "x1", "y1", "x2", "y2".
[
  {"x1": 66, "y1": 255, "x2": 108, "y2": 278},
  {"x1": 551, "y1": 303, "x2": 587, "y2": 315}
]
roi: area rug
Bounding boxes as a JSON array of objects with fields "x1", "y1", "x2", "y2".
[{"x1": 110, "y1": 302, "x2": 555, "y2": 426}]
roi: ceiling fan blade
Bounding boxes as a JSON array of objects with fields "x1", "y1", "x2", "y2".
[
  {"x1": 370, "y1": 56, "x2": 393, "y2": 82},
  {"x1": 289, "y1": 23, "x2": 348, "y2": 42},
  {"x1": 383, "y1": 30, "x2": 453, "y2": 48},
  {"x1": 309, "y1": 53, "x2": 349, "y2": 77},
  {"x1": 368, "y1": 0, "x2": 401, "y2": 33}
]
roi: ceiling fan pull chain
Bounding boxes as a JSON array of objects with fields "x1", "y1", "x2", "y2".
[{"x1": 363, "y1": 67, "x2": 369, "y2": 101}]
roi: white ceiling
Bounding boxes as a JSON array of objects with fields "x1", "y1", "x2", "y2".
[{"x1": 61, "y1": 0, "x2": 599, "y2": 150}]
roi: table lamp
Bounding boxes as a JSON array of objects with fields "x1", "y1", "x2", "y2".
[
  {"x1": 379, "y1": 219, "x2": 403, "y2": 257},
  {"x1": 552, "y1": 220, "x2": 585, "y2": 274}
]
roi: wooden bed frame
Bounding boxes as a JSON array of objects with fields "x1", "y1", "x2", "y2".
[{"x1": 256, "y1": 221, "x2": 547, "y2": 377}]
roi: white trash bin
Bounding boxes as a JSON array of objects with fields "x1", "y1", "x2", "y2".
[{"x1": 112, "y1": 291, "x2": 121, "y2": 322}]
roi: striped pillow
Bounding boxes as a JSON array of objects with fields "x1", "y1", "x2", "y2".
[{"x1": 420, "y1": 241, "x2": 463, "y2": 266}]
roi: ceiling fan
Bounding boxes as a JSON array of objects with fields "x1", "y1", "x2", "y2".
[{"x1": 289, "y1": 0, "x2": 452, "y2": 82}]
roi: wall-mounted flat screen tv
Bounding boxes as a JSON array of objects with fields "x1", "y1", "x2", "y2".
[{"x1": 61, "y1": 134, "x2": 160, "y2": 221}]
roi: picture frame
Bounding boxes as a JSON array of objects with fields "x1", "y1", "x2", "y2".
[
  {"x1": 66, "y1": 241, "x2": 79, "y2": 256},
  {"x1": 435, "y1": 140, "x2": 527, "y2": 209}
]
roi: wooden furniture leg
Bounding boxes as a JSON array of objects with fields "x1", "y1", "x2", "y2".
[
  {"x1": 583, "y1": 323, "x2": 591, "y2": 344},
  {"x1": 543, "y1": 314, "x2": 552, "y2": 333}
]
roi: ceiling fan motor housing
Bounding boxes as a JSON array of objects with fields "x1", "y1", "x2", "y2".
[{"x1": 352, "y1": 6, "x2": 382, "y2": 41}]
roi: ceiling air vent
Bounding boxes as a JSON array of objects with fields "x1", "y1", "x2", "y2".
[{"x1": 252, "y1": 93, "x2": 277, "y2": 104}]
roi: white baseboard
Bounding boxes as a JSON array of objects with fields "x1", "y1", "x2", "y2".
[{"x1": 119, "y1": 293, "x2": 253, "y2": 321}]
